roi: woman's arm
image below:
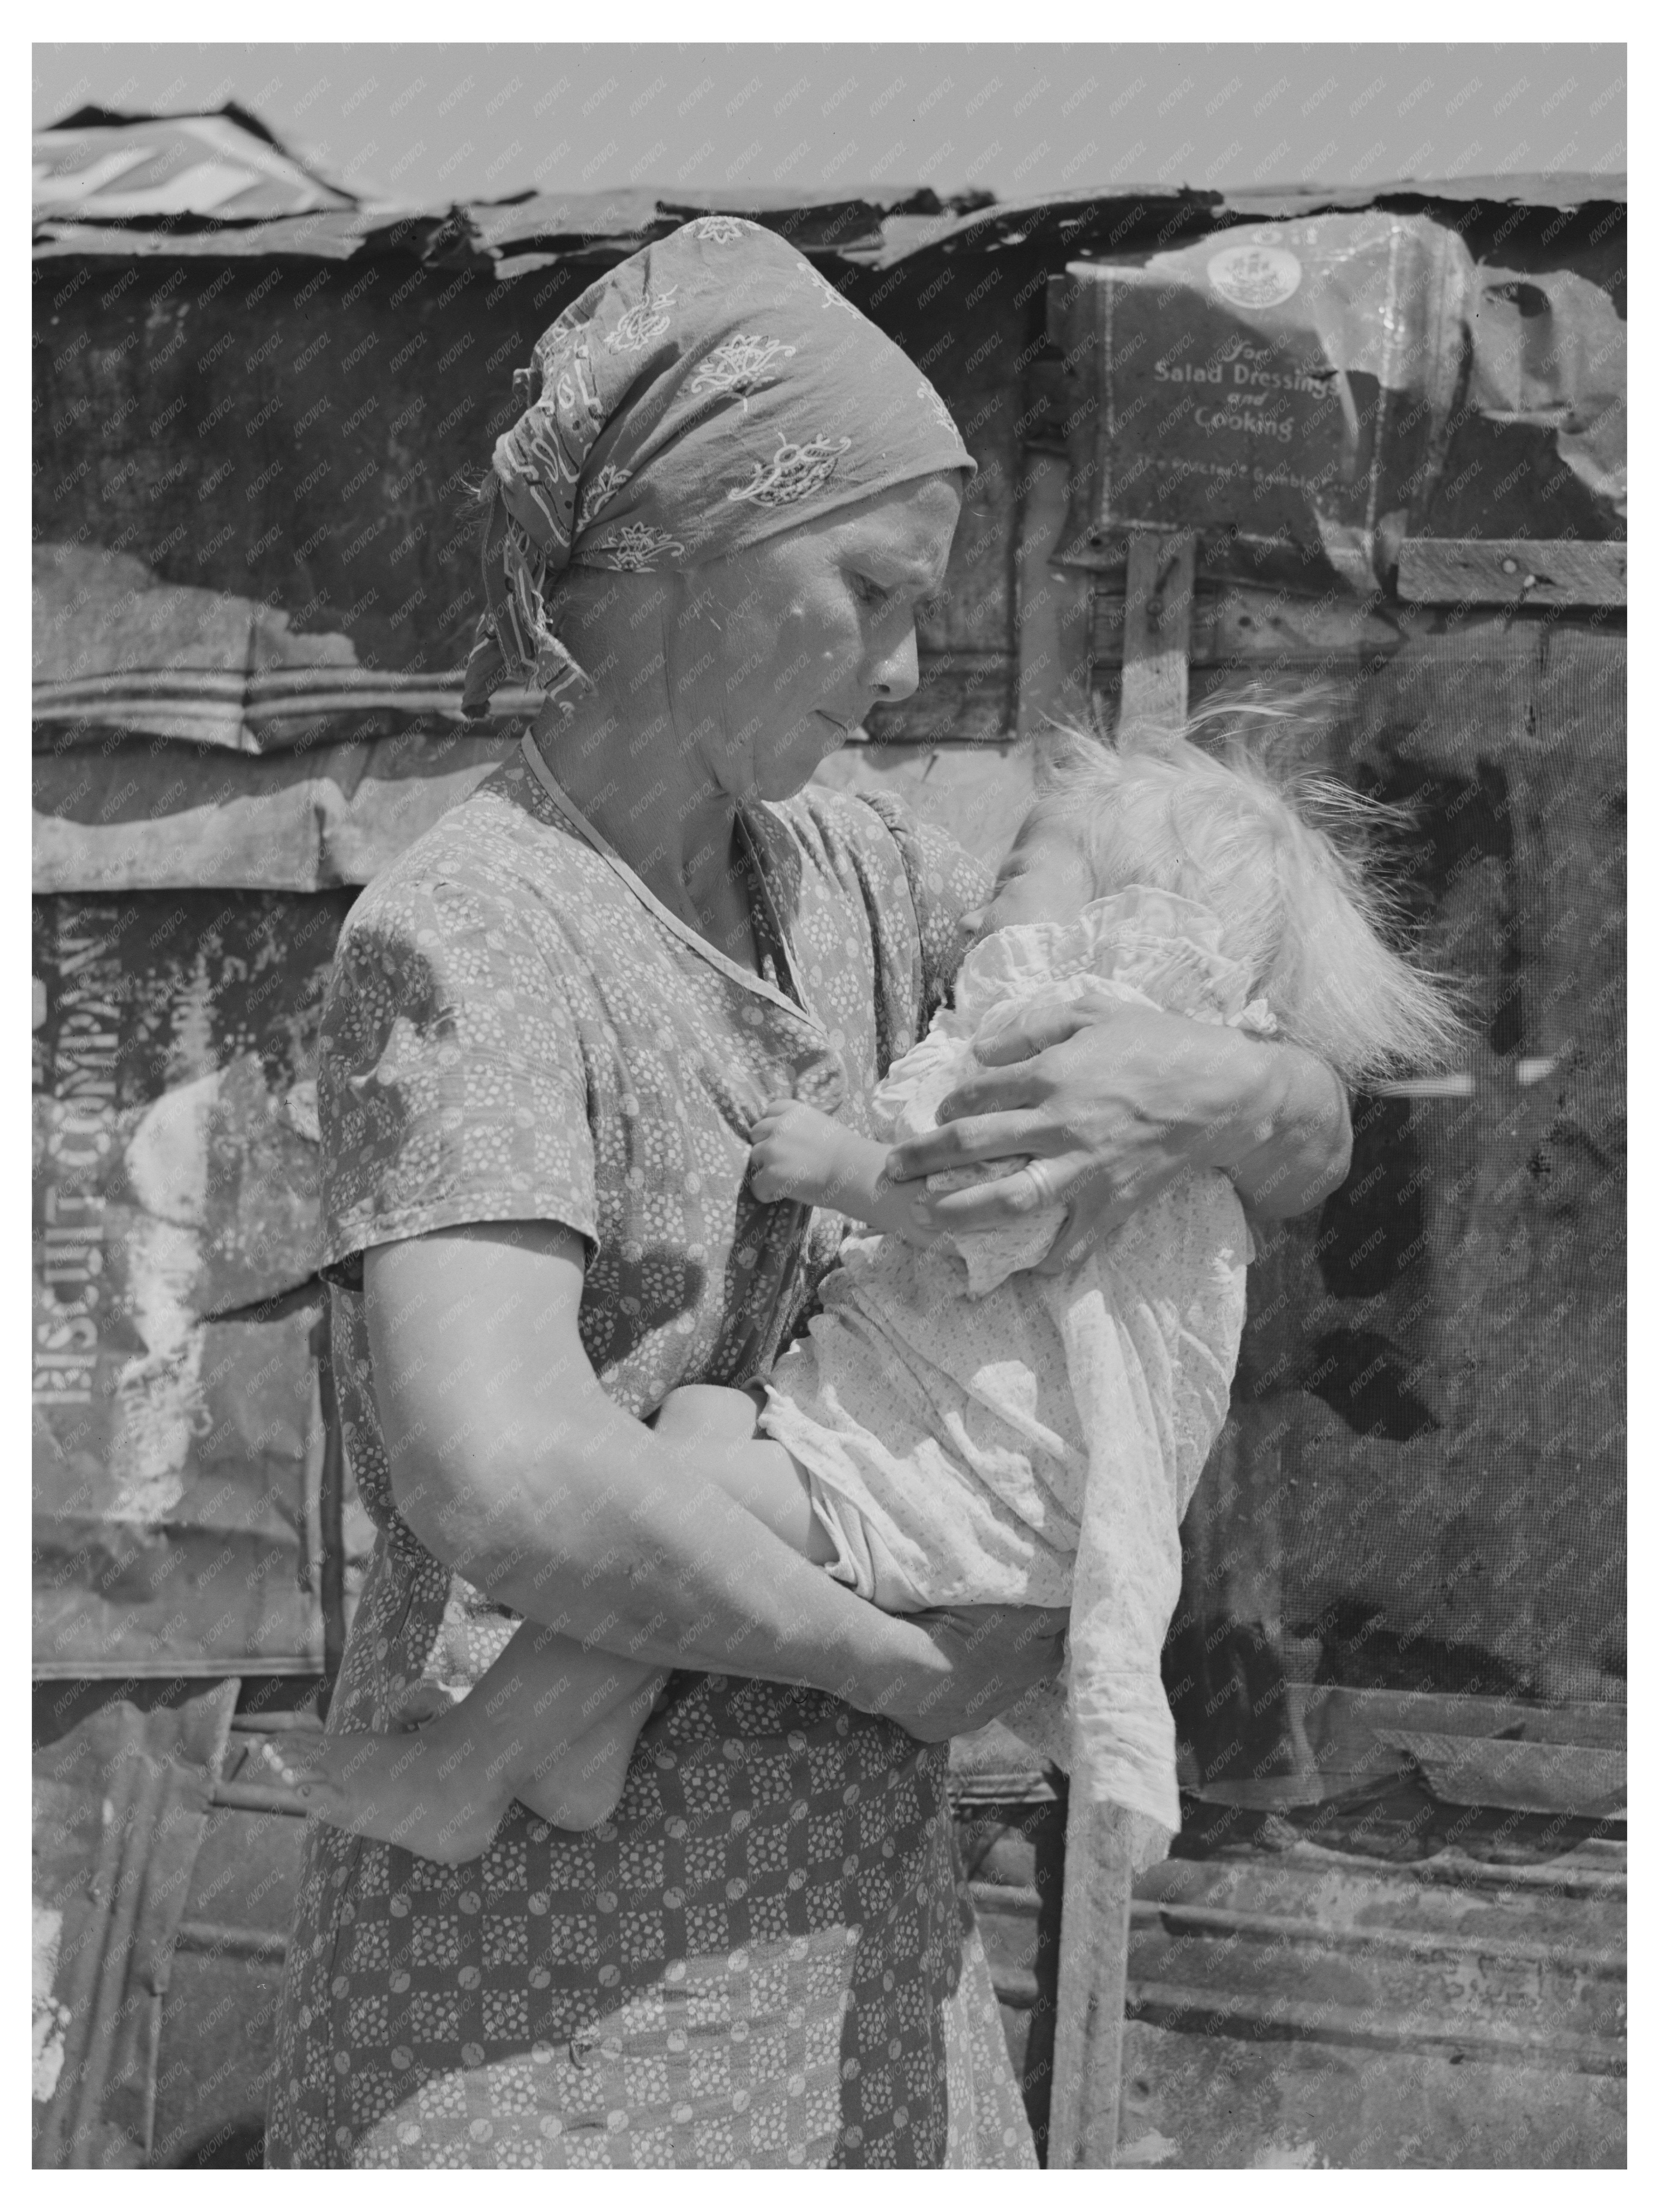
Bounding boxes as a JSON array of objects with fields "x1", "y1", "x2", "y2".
[
  {"x1": 884, "y1": 999, "x2": 1351, "y2": 1270},
  {"x1": 365, "y1": 1220, "x2": 1064, "y2": 1736}
]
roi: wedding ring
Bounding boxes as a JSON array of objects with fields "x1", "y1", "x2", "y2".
[{"x1": 1024, "y1": 1158, "x2": 1061, "y2": 1210}]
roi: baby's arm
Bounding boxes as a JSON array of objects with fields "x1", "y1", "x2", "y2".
[{"x1": 749, "y1": 1097, "x2": 942, "y2": 1243}]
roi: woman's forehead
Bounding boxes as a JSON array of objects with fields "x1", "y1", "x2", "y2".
[{"x1": 823, "y1": 476, "x2": 962, "y2": 569}]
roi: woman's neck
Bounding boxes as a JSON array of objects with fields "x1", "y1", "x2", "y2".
[{"x1": 530, "y1": 697, "x2": 757, "y2": 967}]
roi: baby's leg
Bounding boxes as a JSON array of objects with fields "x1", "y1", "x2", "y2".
[
  {"x1": 652, "y1": 1381, "x2": 765, "y2": 1442},
  {"x1": 654, "y1": 1382, "x2": 835, "y2": 1564},
  {"x1": 291, "y1": 1388, "x2": 829, "y2": 1863},
  {"x1": 297, "y1": 1628, "x2": 665, "y2": 1865}
]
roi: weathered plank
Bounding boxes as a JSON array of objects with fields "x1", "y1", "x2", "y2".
[
  {"x1": 33, "y1": 1685, "x2": 238, "y2": 2165},
  {"x1": 1117, "y1": 530, "x2": 1196, "y2": 730},
  {"x1": 1398, "y1": 537, "x2": 1626, "y2": 607},
  {"x1": 1373, "y1": 1730, "x2": 1625, "y2": 1818},
  {"x1": 1014, "y1": 450, "x2": 1095, "y2": 739},
  {"x1": 1093, "y1": 578, "x2": 1402, "y2": 668}
]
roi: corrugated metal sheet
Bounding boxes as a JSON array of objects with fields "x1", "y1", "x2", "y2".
[
  {"x1": 1119, "y1": 1835, "x2": 1625, "y2": 2168},
  {"x1": 30, "y1": 107, "x2": 1623, "y2": 272}
]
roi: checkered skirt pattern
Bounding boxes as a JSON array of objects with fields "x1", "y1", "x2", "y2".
[{"x1": 268, "y1": 1673, "x2": 1033, "y2": 2168}]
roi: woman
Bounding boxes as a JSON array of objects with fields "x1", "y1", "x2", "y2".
[{"x1": 267, "y1": 220, "x2": 1349, "y2": 2169}]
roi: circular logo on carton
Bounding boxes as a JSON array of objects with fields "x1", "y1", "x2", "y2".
[{"x1": 1206, "y1": 243, "x2": 1303, "y2": 310}]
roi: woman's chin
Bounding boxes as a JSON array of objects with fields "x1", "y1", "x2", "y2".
[{"x1": 755, "y1": 744, "x2": 842, "y2": 802}]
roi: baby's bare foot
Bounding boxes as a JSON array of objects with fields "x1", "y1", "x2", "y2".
[
  {"x1": 515, "y1": 1668, "x2": 668, "y2": 1832},
  {"x1": 285, "y1": 1728, "x2": 512, "y2": 1866}
]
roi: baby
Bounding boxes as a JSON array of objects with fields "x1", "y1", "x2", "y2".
[{"x1": 302, "y1": 707, "x2": 1458, "y2": 1865}]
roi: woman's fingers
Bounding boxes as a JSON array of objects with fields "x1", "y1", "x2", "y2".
[
  {"x1": 936, "y1": 1063, "x2": 1057, "y2": 1122},
  {"x1": 907, "y1": 1141, "x2": 1164, "y2": 1254},
  {"x1": 903, "y1": 1602, "x2": 1070, "y2": 1738},
  {"x1": 935, "y1": 1157, "x2": 1078, "y2": 1221},
  {"x1": 887, "y1": 1107, "x2": 1053, "y2": 1184},
  {"x1": 934, "y1": 1601, "x2": 1070, "y2": 1646},
  {"x1": 911, "y1": 1146, "x2": 1091, "y2": 1224},
  {"x1": 386, "y1": 1682, "x2": 453, "y2": 1729},
  {"x1": 969, "y1": 1000, "x2": 1095, "y2": 1067}
]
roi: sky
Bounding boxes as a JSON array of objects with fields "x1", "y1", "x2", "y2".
[{"x1": 31, "y1": 42, "x2": 1626, "y2": 210}]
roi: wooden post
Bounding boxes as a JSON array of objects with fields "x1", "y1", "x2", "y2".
[
  {"x1": 1049, "y1": 526, "x2": 1199, "y2": 2169},
  {"x1": 1047, "y1": 1798, "x2": 1138, "y2": 2167}
]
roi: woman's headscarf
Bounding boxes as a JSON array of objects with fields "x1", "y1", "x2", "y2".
[{"x1": 460, "y1": 216, "x2": 975, "y2": 717}]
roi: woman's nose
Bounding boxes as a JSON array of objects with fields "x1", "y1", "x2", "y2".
[{"x1": 867, "y1": 623, "x2": 921, "y2": 703}]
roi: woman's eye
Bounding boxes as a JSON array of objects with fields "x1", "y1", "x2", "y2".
[{"x1": 853, "y1": 574, "x2": 894, "y2": 610}]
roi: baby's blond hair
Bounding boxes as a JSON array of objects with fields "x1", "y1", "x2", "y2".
[{"x1": 1027, "y1": 695, "x2": 1463, "y2": 1087}]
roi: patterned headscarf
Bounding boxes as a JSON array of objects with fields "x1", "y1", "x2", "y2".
[{"x1": 460, "y1": 216, "x2": 975, "y2": 718}]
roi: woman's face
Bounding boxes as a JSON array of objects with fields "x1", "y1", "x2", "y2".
[{"x1": 665, "y1": 472, "x2": 964, "y2": 804}]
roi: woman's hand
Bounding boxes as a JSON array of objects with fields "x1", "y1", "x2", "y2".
[
  {"x1": 883, "y1": 997, "x2": 1351, "y2": 1272},
  {"x1": 873, "y1": 1603, "x2": 1070, "y2": 1743}
]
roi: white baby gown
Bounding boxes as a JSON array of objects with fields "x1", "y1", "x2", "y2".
[{"x1": 760, "y1": 887, "x2": 1277, "y2": 1848}]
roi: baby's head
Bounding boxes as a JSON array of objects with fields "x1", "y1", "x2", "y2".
[{"x1": 973, "y1": 699, "x2": 1461, "y2": 1087}]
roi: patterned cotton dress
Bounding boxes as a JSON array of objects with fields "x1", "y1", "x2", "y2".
[{"x1": 265, "y1": 736, "x2": 1035, "y2": 2169}]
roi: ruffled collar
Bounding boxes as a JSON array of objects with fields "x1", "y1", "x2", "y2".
[{"x1": 954, "y1": 885, "x2": 1274, "y2": 1032}]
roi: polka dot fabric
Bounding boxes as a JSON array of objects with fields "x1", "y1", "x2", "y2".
[{"x1": 266, "y1": 752, "x2": 1034, "y2": 2168}]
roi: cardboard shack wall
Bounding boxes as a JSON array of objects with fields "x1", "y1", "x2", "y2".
[
  {"x1": 33, "y1": 145, "x2": 1624, "y2": 1701},
  {"x1": 1049, "y1": 211, "x2": 1625, "y2": 592}
]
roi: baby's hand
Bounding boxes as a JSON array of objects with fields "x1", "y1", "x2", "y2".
[{"x1": 748, "y1": 1096, "x2": 844, "y2": 1206}]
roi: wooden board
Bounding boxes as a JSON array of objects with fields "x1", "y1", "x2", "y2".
[
  {"x1": 1118, "y1": 531, "x2": 1196, "y2": 727},
  {"x1": 1398, "y1": 537, "x2": 1626, "y2": 607}
]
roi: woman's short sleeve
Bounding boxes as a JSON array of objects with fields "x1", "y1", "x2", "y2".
[
  {"x1": 855, "y1": 792, "x2": 993, "y2": 1024},
  {"x1": 317, "y1": 872, "x2": 597, "y2": 1286}
]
